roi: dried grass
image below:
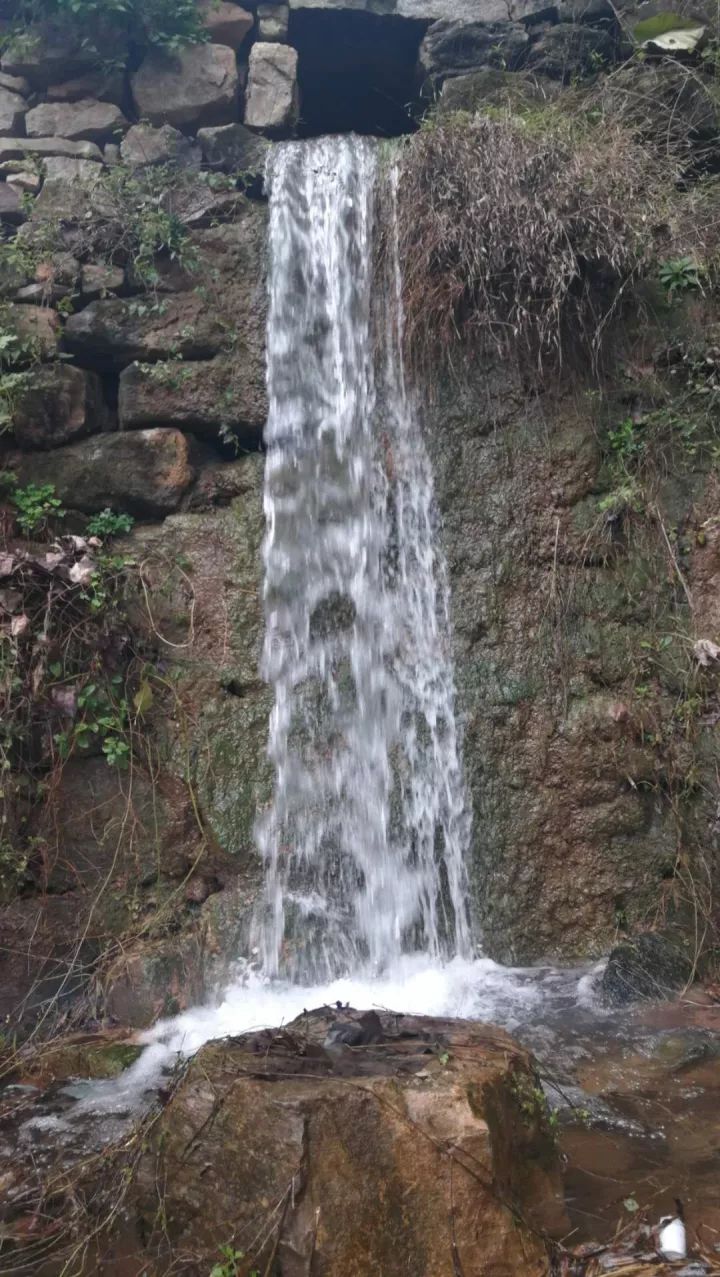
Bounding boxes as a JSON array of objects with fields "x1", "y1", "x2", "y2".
[{"x1": 394, "y1": 108, "x2": 678, "y2": 372}]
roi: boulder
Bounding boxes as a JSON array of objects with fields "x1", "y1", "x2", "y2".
[
  {"x1": 132, "y1": 1010, "x2": 564, "y2": 1275},
  {"x1": 120, "y1": 123, "x2": 201, "y2": 170},
  {"x1": 245, "y1": 41, "x2": 299, "y2": 133},
  {"x1": 131, "y1": 44, "x2": 240, "y2": 130},
  {"x1": 602, "y1": 932, "x2": 694, "y2": 1006},
  {"x1": 199, "y1": 0, "x2": 254, "y2": 49},
  {"x1": 420, "y1": 19, "x2": 530, "y2": 86},
  {"x1": 12, "y1": 428, "x2": 195, "y2": 516},
  {"x1": 64, "y1": 294, "x2": 231, "y2": 368},
  {"x1": 40, "y1": 156, "x2": 103, "y2": 184},
  {"x1": 0, "y1": 136, "x2": 103, "y2": 163},
  {"x1": 6, "y1": 170, "x2": 41, "y2": 196},
  {"x1": 0, "y1": 181, "x2": 23, "y2": 224},
  {"x1": 80, "y1": 262, "x2": 125, "y2": 298},
  {"x1": 119, "y1": 357, "x2": 267, "y2": 444},
  {"x1": 0, "y1": 85, "x2": 27, "y2": 135},
  {"x1": 24, "y1": 97, "x2": 128, "y2": 144},
  {"x1": 438, "y1": 68, "x2": 561, "y2": 113},
  {"x1": 10, "y1": 365, "x2": 107, "y2": 451},
  {"x1": 196, "y1": 121, "x2": 269, "y2": 174},
  {"x1": 257, "y1": 2, "x2": 290, "y2": 39}
]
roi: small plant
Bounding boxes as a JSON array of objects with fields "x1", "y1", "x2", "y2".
[
  {"x1": 210, "y1": 1244, "x2": 258, "y2": 1277},
  {"x1": 86, "y1": 508, "x2": 135, "y2": 539},
  {"x1": 12, "y1": 483, "x2": 66, "y2": 535},
  {"x1": 659, "y1": 255, "x2": 703, "y2": 300},
  {"x1": 54, "y1": 677, "x2": 130, "y2": 769}
]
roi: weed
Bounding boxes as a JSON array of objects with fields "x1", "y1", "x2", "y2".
[
  {"x1": 11, "y1": 482, "x2": 66, "y2": 536},
  {"x1": 4, "y1": 0, "x2": 206, "y2": 60},
  {"x1": 659, "y1": 255, "x2": 704, "y2": 300},
  {"x1": 86, "y1": 508, "x2": 135, "y2": 539},
  {"x1": 211, "y1": 1244, "x2": 258, "y2": 1277}
]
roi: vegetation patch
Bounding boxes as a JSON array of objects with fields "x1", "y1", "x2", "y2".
[{"x1": 4, "y1": 0, "x2": 206, "y2": 60}]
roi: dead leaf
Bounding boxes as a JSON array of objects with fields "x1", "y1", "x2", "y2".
[
  {"x1": 68, "y1": 557, "x2": 96, "y2": 587},
  {"x1": 10, "y1": 614, "x2": 29, "y2": 638},
  {"x1": 50, "y1": 687, "x2": 77, "y2": 717},
  {"x1": 694, "y1": 638, "x2": 720, "y2": 666},
  {"x1": 0, "y1": 553, "x2": 15, "y2": 577}
]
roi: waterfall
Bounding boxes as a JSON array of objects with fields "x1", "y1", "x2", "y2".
[{"x1": 256, "y1": 135, "x2": 472, "y2": 983}]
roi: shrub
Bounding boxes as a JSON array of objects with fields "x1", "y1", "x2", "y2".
[{"x1": 394, "y1": 109, "x2": 675, "y2": 370}]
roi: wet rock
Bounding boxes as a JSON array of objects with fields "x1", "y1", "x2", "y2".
[
  {"x1": 11, "y1": 365, "x2": 107, "y2": 451},
  {"x1": 258, "y1": 2, "x2": 290, "y2": 40},
  {"x1": 131, "y1": 44, "x2": 240, "y2": 130},
  {"x1": 119, "y1": 357, "x2": 266, "y2": 444},
  {"x1": 25, "y1": 97, "x2": 128, "y2": 143},
  {"x1": 120, "y1": 122, "x2": 201, "y2": 170},
  {"x1": 12, "y1": 428, "x2": 195, "y2": 517},
  {"x1": 132, "y1": 1012, "x2": 565, "y2": 1274},
  {"x1": 0, "y1": 85, "x2": 28, "y2": 135},
  {"x1": 420, "y1": 19, "x2": 529, "y2": 87},
  {"x1": 245, "y1": 41, "x2": 299, "y2": 133},
  {"x1": 63, "y1": 294, "x2": 230, "y2": 368},
  {"x1": 197, "y1": 121, "x2": 269, "y2": 174},
  {"x1": 602, "y1": 933, "x2": 694, "y2": 1006},
  {"x1": 199, "y1": 0, "x2": 254, "y2": 48}
]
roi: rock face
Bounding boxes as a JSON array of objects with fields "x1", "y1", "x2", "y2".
[
  {"x1": 245, "y1": 41, "x2": 299, "y2": 133},
  {"x1": 197, "y1": 121, "x2": 269, "y2": 173},
  {"x1": 131, "y1": 44, "x2": 240, "y2": 130},
  {"x1": 120, "y1": 122, "x2": 201, "y2": 169},
  {"x1": 11, "y1": 365, "x2": 107, "y2": 450},
  {"x1": 602, "y1": 933, "x2": 695, "y2": 1005},
  {"x1": 132, "y1": 1010, "x2": 564, "y2": 1275},
  {"x1": 64, "y1": 294, "x2": 231, "y2": 367},
  {"x1": 13, "y1": 429, "x2": 195, "y2": 517}
]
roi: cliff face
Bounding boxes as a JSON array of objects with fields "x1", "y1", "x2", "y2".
[{"x1": 1, "y1": 0, "x2": 719, "y2": 1026}]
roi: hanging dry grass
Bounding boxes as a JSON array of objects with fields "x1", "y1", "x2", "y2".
[{"x1": 395, "y1": 109, "x2": 677, "y2": 371}]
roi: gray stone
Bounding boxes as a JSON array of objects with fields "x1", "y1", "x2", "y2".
[
  {"x1": 45, "y1": 70, "x2": 124, "y2": 105},
  {"x1": 25, "y1": 98, "x2": 128, "y2": 144},
  {"x1": 12, "y1": 428, "x2": 195, "y2": 517},
  {"x1": 420, "y1": 19, "x2": 530, "y2": 84},
  {"x1": 258, "y1": 3, "x2": 290, "y2": 40},
  {"x1": 438, "y1": 68, "x2": 561, "y2": 113},
  {"x1": 6, "y1": 170, "x2": 42, "y2": 196},
  {"x1": 245, "y1": 42, "x2": 299, "y2": 133},
  {"x1": 0, "y1": 137, "x2": 103, "y2": 163},
  {"x1": 0, "y1": 182, "x2": 24, "y2": 224},
  {"x1": 6, "y1": 303, "x2": 60, "y2": 358},
  {"x1": 197, "y1": 122, "x2": 269, "y2": 174},
  {"x1": 1, "y1": 21, "x2": 126, "y2": 91},
  {"x1": 119, "y1": 357, "x2": 266, "y2": 443},
  {"x1": 525, "y1": 23, "x2": 614, "y2": 78},
  {"x1": 80, "y1": 263, "x2": 125, "y2": 298},
  {"x1": 602, "y1": 933, "x2": 694, "y2": 1006},
  {"x1": 131, "y1": 44, "x2": 240, "y2": 130},
  {"x1": 288, "y1": 0, "x2": 548, "y2": 14},
  {"x1": 0, "y1": 86, "x2": 28, "y2": 136},
  {"x1": 41, "y1": 157, "x2": 103, "y2": 184},
  {"x1": 199, "y1": 0, "x2": 254, "y2": 48},
  {"x1": 11, "y1": 365, "x2": 107, "y2": 451},
  {"x1": 0, "y1": 72, "x2": 29, "y2": 96},
  {"x1": 120, "y1": 123, "x2": 201, "y2": 170}
]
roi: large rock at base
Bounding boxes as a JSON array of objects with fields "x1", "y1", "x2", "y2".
[
  {"x1": 0, "y1": 85, "x2": 27, "y2": 135},
  {"x1": 24, "y1": 97, "x2": 128, "y2": 144},
  {"x1": 197, "y1": 121, "x2": 269, "y2": 174},
  {"x1": 12, "y1": 428, "x2": 194, "y2": 517},
  {"x1": 245, "y1": 41, "x2": 299, "y2": 133},
  {"x1": 199, "y1": 0, "x2": 254, "y2": 48},
  {"x1": 131, "y1": 44, "x2": 240, "y2": 130},
  {"x1": 120, "y1": 122, "x2": 201, "y2": 170},
  {"x1": 525, "y1": 23, "x2": 614, "y2": 78},
  {"x1": 602, "y1": 932, "x2": 695, "y2": 1006},
  {"x1": 420, "y1": 19, "x2": 530, "y2": 85},
  {"x1": 63, "y1": 294, "x2": 229, "y2": 367},
  {"x1": 11, "y1": 365, "x2": 107, "y2": 451},
  {"x1": 132, "y1": 1011, "x2": 564, "y2": 1275},
  {"x1": 119, "y1": 357, "x2": 267, "y2": 444}
]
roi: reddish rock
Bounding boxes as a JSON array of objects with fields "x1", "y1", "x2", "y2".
[
  {"x1": 11, "y1": 364, "x2": 107, "y2": 451},
  {"x1": 131, "y1": 44, "x2": 239, "y2": 130}
]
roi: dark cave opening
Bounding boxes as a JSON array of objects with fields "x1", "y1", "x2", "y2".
[{"x1": 290, "y1": 9, "x2": 427, "y2": 138}]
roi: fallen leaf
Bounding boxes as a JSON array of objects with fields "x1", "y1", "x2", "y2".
[
  {"x1": 694, "y1": 638, "x2": 720, "y2": 666},
  {"x1": 0, "y1": 553, "x2": 15, "y2": 577},
  {"x1": 68, "y1": 557, "x2": 96, "y2": 587},
  {"x1": 10, "y1": 613, "x2": 29, "y2": 638}
]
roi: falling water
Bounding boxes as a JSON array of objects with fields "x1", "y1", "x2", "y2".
[{"x1": 255, "y1": 136, "x2": 472, "y2": 982}]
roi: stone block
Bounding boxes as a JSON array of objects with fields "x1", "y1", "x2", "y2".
[
  {"x1": 0, "y1": 136, "x2": 103, "y2": 163},
  {"x1": 1, "y1": 20, "x2": 126, "y2": 90},
  {"x1": 11, "y1": 364, "x2": 107, "y2": 451},
  {"x1": 245, "y1": 42, "x2": 299, "y2": 133},
  {"x1": 7, "y1": 303, "x2": 60, "y2": 358},
  {"x1": 45, "y1": 69, "x2": 124, "y2": 105},
  {"x1": 258, "y1": 2, "x2": 290, "y2": 40},
  {"x1": 25, "y1": 97, "x2": 129, "y2": 144},
  {"x1": 121, "y1": 123, "x2": 201, "y2": 169},
  {"x1": 0, "y1": 86, "x2": 27, "y2": 136},
  {"x1": 131, "y1": 44, "x2": 239, "y2": 130},
  {"x1": 80, "y1": 263, "x2": 125, "y2": 298},
  {"x1": 119, "y1": 357, "x2": 266, "y2": 443},
  {"x1": 41, "y1": 156, "x2": 103, "y2": 184},
  {"x1": 200, "y1": 0, "x2": 254, "y2": 49},
  {"x1": 64, "y1": 293, "x2": 231, "y2": 367},
  {"x1": 0, "y1": 72, "x2": 29, "y2": 96},
  {"x1": 197, "y1": 121, "x2": 269, "y2": 174},
  {"x1": 12, "y1": 428, "x2": 195, "y2": 516},
  {"x1": 0, "y1": 181, "x2": 24, "y2": 224}
]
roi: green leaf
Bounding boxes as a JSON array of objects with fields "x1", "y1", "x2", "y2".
[
  {"x1": 134, "y1": 680, "x2": 154, "y2": 716},
  {"x1": 624, "y1": 1196, "x2": 639, "y2": 1212}
]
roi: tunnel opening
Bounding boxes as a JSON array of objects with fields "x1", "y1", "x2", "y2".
[{"x1": 290, "y1": 9, "x2": 427, "y2": 138}]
